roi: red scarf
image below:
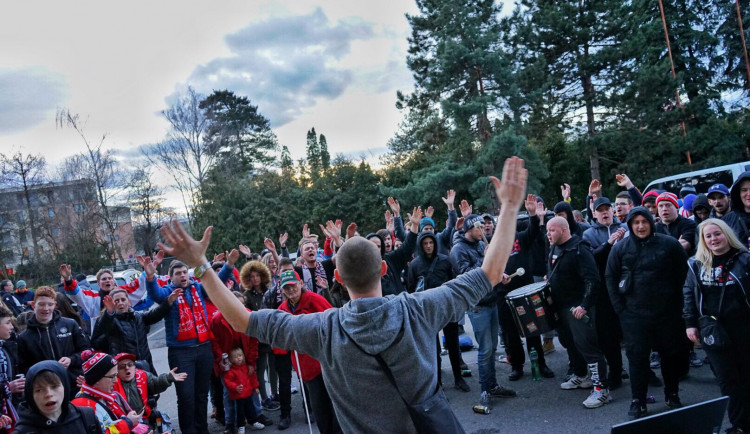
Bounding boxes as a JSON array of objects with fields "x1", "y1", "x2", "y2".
[
  {"x1": 112, "y1": 369, "x2": 151, "y2": 418},
  {"x1": 80, "y1": 383, "x2": 130, "y2": 418},
  {"x1": 176, "y1": 285, "x2": 210, "y2": 342}
]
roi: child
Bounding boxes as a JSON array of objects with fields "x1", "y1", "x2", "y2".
[
  {"x1": 113, "y1": 352, "x2": 186, "y2": 428},
  {"x1": 223, "y1": 347, "x2": 264, "y2": 433},
  {"x1": 15, "y1": 360, "x2": 101, "y2": 434}
]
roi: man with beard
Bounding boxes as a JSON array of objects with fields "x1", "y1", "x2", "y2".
[
  {"x1": 707, "y1": 183, "x2": 731, "y2": 219},
  {"x1": 606, "y1": 207, "x2": 689, "y2": 420}
]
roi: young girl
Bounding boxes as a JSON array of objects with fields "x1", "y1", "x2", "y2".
[{"x1": 222, "y1": 347, "x2": 264, "y2": 433}]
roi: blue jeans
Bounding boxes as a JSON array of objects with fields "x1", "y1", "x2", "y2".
[
  {"x1": 168, "y1": 343, "x2": 213, "y2": 434},
  {"x1": 224, "y1": 377, "x2": 262, "y2": 426},
  {"x1": 467, "y1": 303, "x2": 499, "y2": 392}
]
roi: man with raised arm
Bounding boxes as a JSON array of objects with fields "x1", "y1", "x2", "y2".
[{"x1": 157, "y1": 157, "x2": 529, "y2": 434}]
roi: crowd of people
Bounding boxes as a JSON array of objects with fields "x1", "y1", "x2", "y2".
[{"x1": 0, "y1": 158, "x2": 748, "y2": 433}]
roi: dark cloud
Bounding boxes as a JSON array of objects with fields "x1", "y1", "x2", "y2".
[
  {"x1": 183, "y1": 8, "x2": 375, "y2": 126},
  {"x1": 0, "y1": 67, "x2": 68, "y2": 134}
]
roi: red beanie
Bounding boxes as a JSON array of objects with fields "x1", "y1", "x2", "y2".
[{"x1": 656, "y1": 192, "x2": 679, "y2": 209}]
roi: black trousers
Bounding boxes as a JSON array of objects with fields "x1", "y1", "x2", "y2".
[
  {"x1": 234, "y1": 395, "x2": 260, "y2": 426},
  {"x1": 620, "y1": 314, "x2": 688, "y2": 401},
  {"x1": 305, "y1": 374, "x2": 342, "y2": 434},
  {"x1": 210, "y1": 371, "x2": 224, "y2": 417},
  {"x1": 274, "y1": 352, "x2": 293, "y2": 418},
  {"x1": 595, "y1": 298, "x2": 624, "y2": 384},
  {"x1": 704, "y1": 319, "x2": 750, "y2": 431},
  {"x1": 497, "y1": 297, "x2": 545, "y2": 369},
  {"x1": 557, "y1": 307, "x2": 608, "y2": 387},
  {"x1": 436, "y1": 321, "x2": 462, "y2": 384}
]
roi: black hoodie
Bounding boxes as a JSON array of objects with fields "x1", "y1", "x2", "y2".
[
  {"x1": 605, "y1": 207, "x2": 688, "y2": 321},
  {"x1": 406, "y1": 231, "x2": 454, "y2": 293},
  {"x1": 723, "y1": 171, "x2": 750, "y2": 243},
  {"x1": 14, "y1": 361, "x2": 100, "y2": 434},
  {"x1": 365, "y1": 230, "x2": 417, "y2": 296},
  {"x1": 553, "y1": 201, "x2": 590, "y2": 237}
]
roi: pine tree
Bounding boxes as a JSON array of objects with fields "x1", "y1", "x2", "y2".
[
  {"x1": 306, "y1": 128, "x2": 321, "y2": 175},
  {"x1": 319, "y1": 134, "x2": 331, "y2": 171}
]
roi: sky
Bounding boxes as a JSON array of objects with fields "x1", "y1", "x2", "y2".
[{"x1": 0, "y1": 0, "x2": 419, "y2": 170}]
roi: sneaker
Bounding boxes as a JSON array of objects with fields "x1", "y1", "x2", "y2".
[
  {"x1": 257, "y1": 415, "x2": 274, "y2": 426},
  {"x1": 291, "y1": 386, "x2": 298, "y2": 394},
  {"x1": 238, "y1": 427, "x2": 246, "y2": 434},
  {"x1": 498, "y1": 355, "x2": 510, "y2": 364},
  {"x1": 665, "y1": 393, "x2": 683, "y2": 409},
  {"x1": 690, "y1": 351, "x2": 704, "y2": 368},
  {"x1": 628, "y1": 399, "x2": 648, "y2": 420},
  {"x1": 478, "y1": 390, "x2": 491, "y2": 407},
  {"x1": 249, "y1": 422, "x2": 265, "y2": 431},
  {"x1": 455, "y1": 377, "x2": 471, "y2": 392},
  {"x1": 583, "y1": 387, "x2": 612, "y2": 409},
  {"x1": 564, "y1": 367, "x2": 575, "y2": 381},
  {"x1": 508, "y1": 368, "x2": 523, "y2": 381},
  {"x1": 262, "y1": 398, "x2": 280, "y2": 412},
  {"x1": 542, "y1": 338, "x2": 556, "y2": 354},
  {"x1": 561, "y1": 375, "x2": 593, "y2": 390},
  {"x1": 488, "y1": 384, "x2": 517, "y2": 398},
  {"x1": 650, "y1": 352, "x2": 661, "y2": 369},
  {"x1": 278, "y1": 416, "x2": 291, "y2": 430}
]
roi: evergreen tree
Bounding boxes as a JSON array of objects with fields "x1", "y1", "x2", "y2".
[{"x1": 319, "y1": 134, "x2": 331, "y2": 171}]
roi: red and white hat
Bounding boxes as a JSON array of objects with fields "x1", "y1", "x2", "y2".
[{"x1": 82, "y1": 350, "x2": 116, "y2": 385}]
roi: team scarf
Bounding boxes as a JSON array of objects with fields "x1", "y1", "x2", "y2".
[
  {"x1": 0, "y1": 345, "x2": 17, "y2": 430},
  {"x1": 302, "y1": 261, "x2": 328, "y2": 294},
  {"x1": 79, "y1": 383, "x2": 131, "y2": 420},
  {"x1": 112, "y1": 369, "x2": 151, "y2": 418},
  {"x1": 176, "y1": 285, "x2": 210, "y2": 342}
]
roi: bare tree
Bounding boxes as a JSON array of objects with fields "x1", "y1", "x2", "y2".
[
  {"x1": 0, "y1": 151, "x2": 47, "y2": 261},
  {"x1": 56, "y1": 109, "x2": 129, "y2": 265},
  {"x1": 128, "y1": 168, "x2": 173, "y2": 256},
  {"x1": 144, "y1": 86, "x2": 214, "y2": 224}
]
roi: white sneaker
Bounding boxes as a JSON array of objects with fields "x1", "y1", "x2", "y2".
[
  {"x1": 249, "y1": 421, "x2": 265, "y2": 430},
  {"x1": 583, "y1": 387, "x2": 612, "y2": 408},
  {"x1": 238, "y1": 427, "x2": 246, "y2": 434},
  {"x1": 560, "y1": 374, "x2": 593, "y2": 390}
]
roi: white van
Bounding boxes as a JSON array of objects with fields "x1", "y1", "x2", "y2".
[{"x1": 645, "y1": 161, "x2": 750, "y2": 195}]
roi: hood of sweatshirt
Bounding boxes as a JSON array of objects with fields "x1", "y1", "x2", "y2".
[{"x1": 730, "y1": 171, "x2": 750, "y2": 215}]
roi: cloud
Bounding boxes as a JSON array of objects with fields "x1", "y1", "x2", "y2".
[
  {"x1": 182, "y1": 8, "x2": 375, "y2": 127},
  {"x1": 0, "y1": 67, "x2": 68, "y2": 134}
]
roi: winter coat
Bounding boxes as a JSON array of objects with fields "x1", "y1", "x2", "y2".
[
  {"x1": 554, "y1": 201, "x2": 590, "y2": 236},
  {"x1": 499, "y1": 215, "x2": 540, "y2": 293},
  {"x1": 91, "y1": 302, "x2": 170, "y2": 374},
  {"x1": 17, "y1": 311, "x2": 90, "y2": 383},
  {"x1": 14, "y1": 361, "x2": 101, "y2": 434},
  {"x1": 406, "y1": 232, "x2": 454, "y2": 293},
  {"x1": 210, "y1": 311, "x2": 259, "y2": 378},
  {"x1": 547, "y1": 235, "x2": 600, "y2": 310},
  {"x1": 655, "y1": 215, "x2": 698, "y2": 256},
  {"x1": 223, "y1": 363, "x2": 259, "y2": 401},
  {"x1": 113, "y1": 369, "x2": 174, "y2": 417},
  {"x1": 1, "y1": 292, "x2": 25, "y2": 317},
  {"x1": 278, "y1": 291, "x2": 332, "y2": 382},
  {"x1": 450, "y1": 235, "x2": 495, "y2": 306},
  {"x1": 723, "y1": 171, "x2": 750, "y2": 243},
  {"x1": 366, "y1": 230, "x2": 418, "y2": 296},
  {"x1": 605, "y1": 207, "x2": 688, "y2": 321}
]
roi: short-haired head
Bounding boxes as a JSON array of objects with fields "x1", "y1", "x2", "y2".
[
  {"x1": 335, "y1": 237, "x2": 383, "y2": 294},
  {"x1": 33, "y1": 286, "x2": 56, "y2": 302},
  {"x1": 95, "y1": 269, "x2": 114, "y2": 282},
  {"x1": 548, "y1": 216, "x2": 569, "y2": 231},
  {"x1": 169, "y1": 260, "x2": 188, "y2": 277}
]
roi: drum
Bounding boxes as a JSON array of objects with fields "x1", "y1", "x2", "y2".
[{"x1": 505, "y1": 281, "x2": 557, "y2": 338}]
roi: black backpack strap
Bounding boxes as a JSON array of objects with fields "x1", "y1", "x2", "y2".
[{"x1": 77, "y1": 405, "x2": 103, "y2": 434}]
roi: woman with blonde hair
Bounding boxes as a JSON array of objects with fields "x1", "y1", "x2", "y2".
[{"x1": 684, "y1": 218, "x2": 750, "y2": 434}]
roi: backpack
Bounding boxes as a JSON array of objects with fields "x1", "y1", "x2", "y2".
[{"x1": 76, "y1": 405, "x2": 103, "y2": 434}]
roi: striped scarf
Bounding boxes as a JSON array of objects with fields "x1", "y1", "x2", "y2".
[{"x1": 176, "y1": 285, "x2": 210, "y2": 342}]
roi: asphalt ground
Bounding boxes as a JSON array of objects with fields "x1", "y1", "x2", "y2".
[{"x1": 149, "y1": 316, "x2": 728, "y2": 434}]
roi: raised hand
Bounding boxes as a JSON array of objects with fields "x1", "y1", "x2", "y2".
[
  {"x1": 409, "y1": 206, "x2": 423, "y2": 228},
  {"x1": 589, "y1": 179, "x2": 601, "y2": 196},
  {"x1": 455, "y1": 216, "x2": 465, "y2": 231},
  {"x1": 525, "y1": 194, "x2": 538, "y2": 216},
  {"x1": 560, "y1": 183, "x2": 571, "y2": 201},
  {"x1": 325, "y1": 220, "x2": 342, "y2": 241},
  {"x1": 319, "y1": 223, "x2": 332, "y2": 238},
  {"x1": 152, "y1": 250, "x2": 165, "y2": 267},
  {"x1": 387, "y1": 197, "x2": 401, "y2": 216},
  {"x1": 213, "y1": 252, "x2": 225, "y2": 263},
  {"x1": 490, "y1": 157, "x2": 528, "y2": 213},
  {"x1": 102, "y1": 295, "x2": 115, "y2": 314},
  {"x1": 226, "y1": 249, "x2": 240, "y2": 267},
  {"x1": 137, "y1": 255, "x2": 157, "y2": 279},
  {"x1": 425, "y1": 206, "x2": 435, "y2": 218},
  {"x1": 615, "y1": 174, "x2": 634, "y2": 189},
  {"x1": 238, "y1": 244, "x2": 252, "y2": 258},
  {"x1": 167, "y1": 288, "x2": 183, "y2": 304},
  {"x1": 441, "y1": 189, "x2": 456, "y2": 209},
  {"x1": 385, "y1": 211, "x2": 395, "y2": 234},
  {"x1": 346, "y1": 222, "x2": 358, "y2": 239},
  {"x1": 278, "y1": 232, "x2": 289, "y2": 248},
  {"x1": 302, "y1": 223, "x2": 310, "y2": 239},
  {"x1": 158, "y1": 220, "x2": 212, "y2": 268},
  {"x1": 536, "y1": 200, "x2": 546, "y2": 216},
  {"x1": 59, "y1": 264, "x2": 72, "y2": 281},
  {"x1": 264, "y1": 238, "x2": 277, "y2": 253},
  {"x1": 458, "y1": 199, "x2": 473, "y2": 217}
]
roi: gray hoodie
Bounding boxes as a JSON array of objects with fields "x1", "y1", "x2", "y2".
[{"x1": 248, "y1": 268, "x2": 491, "y2": 433}]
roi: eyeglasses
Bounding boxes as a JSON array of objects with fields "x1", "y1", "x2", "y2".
[
  {"x1": 103, "y1": 374, "x2": 118, "y2": 380},
  {"x1": 117, "y1": 363, "x2": 135, "y2": 370}
]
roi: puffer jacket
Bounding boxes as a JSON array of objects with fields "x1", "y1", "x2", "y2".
[
  {"x1": 17, "y1": 312, "x2": 90, "y2": 382},
  {"x1": 605, "y1": 207, "x2": 688, "y2": 321},
  {"x1": 723, "y1": 171, "x2": 750, "y2": 243}
]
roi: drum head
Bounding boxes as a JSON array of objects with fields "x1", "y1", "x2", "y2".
[{"x1": 506, "y1": 281, "x2": 547, "y2": 299}]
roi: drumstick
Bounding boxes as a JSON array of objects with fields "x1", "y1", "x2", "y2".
[
  {"x1": 507, "y1": 268, "x2": 525, "y2": 279},
  {"x1": 473, "y1": 221, "x2": 489, "y2": 244}
]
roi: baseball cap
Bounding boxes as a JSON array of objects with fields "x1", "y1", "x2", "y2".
[
  {"x1": 593, "y1": 197, "x2": 612, "y2": 211},
  {"x1": 279, "y1": 270, "x2": 300, "y2": 288},
  {"x1": 707, "y1": 183, "x2": 729, "y2": 198}
]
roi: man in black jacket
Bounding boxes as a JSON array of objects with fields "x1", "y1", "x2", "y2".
[
  {"x1": 366, "y1": 207, "x2": 421, "y2": 296},
  {"x1": 723, "y1": 173, "x2": 750, "y2": 243},
  {"x1": 547, "y1": 217, "x2": 610, "y2": 408},
  {"x1": 91, "y1": 287, "x2": 176, "y2": 374},
  {"x1": 606, "y1": 207, "x2": 689, "y2": 420},
  {"x1": 407, "y1": 231, "x2": 469, "y2": 392},
  {"x1": 655, "y1": 192, "x2": 697, "y2": 256},
  {"x1": 17, "y1": 286, "x2": 91, "y2": 386}
]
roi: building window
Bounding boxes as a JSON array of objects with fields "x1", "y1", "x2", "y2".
[{"x1": 48, "y1": 208, "x2": 55, "y2": 217}]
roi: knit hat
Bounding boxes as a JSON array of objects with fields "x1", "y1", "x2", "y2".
[
  {"x1": 679, "y1": 185, "x2": 697, "y2": 198},
  {"x1": 642, "y1": 190, "x2": 660, "y2": 205},
  {"x1": 682, "y1": 194, "x2": 697, "y2": 212},
  {"x1": 463, "y1": 214, "x2": 483, "y2": 232},
  {"x1": 419, "y1": 217, "x2": 436, "y2": 231},
  {"x1": 15, "y1": 280, "x2": 26, "y2": 289},
  {"x1": 82, "y1": 350, "x2": 117, "y2": 385},
  {"x1": 656, "y1": 192, "x2": 679, "y2": 209},
  {"x1": 279, "y1": 270, "x2": 301, "y2": 288}
]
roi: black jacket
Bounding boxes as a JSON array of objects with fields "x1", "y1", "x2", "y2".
[
  {"x1": 0, "y1": 292, "x2": 24, "y2": 317},
  {"x1": 683, "y1": 250, "x2": 750, "y2": 329},
  {"x1": 14, "y1": 361, "x2": 101, "y2": 434},
  {"x1": 547, "y1": 235, "x2": 600, "y2": 310},
  {"x1": 606, "y1": 207, "x2": 688, "y2": 321},
  {"x1": 17, "y1": 311, "x2": 90, "y2": 382},
  {"x1": 367, "y1": 230, "x2": 417, "y2": 296},
  {"x1": 553, "y1": 201, "x2": 590, "y2": 236},
  {"x1": 91, "y1": 302, "x2": 170, "y2": 373},
  {"x1": 407, "y1": 232, "x2": 454, "y2": 293},
  {"x1": 500, "y1": 215, "x2": 540, "y2": 293},
  {"x1": 655, "y1": 215, "x2": 698, "y2": 256},
  {"x1": 723, "y1": 171, "x2": 750, "y2": 243}
]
